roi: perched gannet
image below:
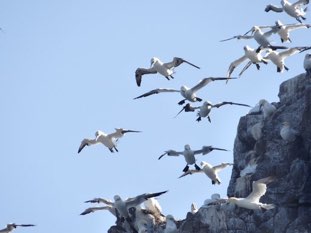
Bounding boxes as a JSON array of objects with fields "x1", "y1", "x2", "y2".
[
  {"x1": 159, "y1": 144, "x2": 228, "y2": 172},
  {"x1": 175, "y1": 101, "x2": 251, "y2": 122},
  {"x1": 0, "y1": 224, "x2": 35, "y2": 233},
  {"x1": 221, "y1": 26, "x2": 288, "y2": 52},
  {"x1": 258, "y1": 99, "x2": 277, "y2": 119},
  {"x1": 264, "y1": 46, "x2": 311, "y2": 72},
  {"x1": 275, "y1": 20, "x2": 310, "y2": 42},
  {"x1": 134, "y1": 77, "x2": 232, "y2": 105},
  {"x1": 191, "y1": 203, "x2": 198, "y2": 214},
  {"x1": 265, "y1": 0, "x2": 309, "y2": 23},
  {"x1": 227, "y1": 45, "x2": 269, "y2": 79},
  {"x1": 85, "y1": 191, "x2": 168, "y2": 222},
  {"x1": 179, "y1": 161, "x2": 233, "y2": 185},
  {"x1": 304, "y1": 53, "x2": 311, "y2": 76},
  {"x1": 135, "y1": 57, "x2": 200, "y2": 87},
  {"x1": 80, "y1": 205, "x2": 116, "y2": 216},
  {"x1": 134, "y1": 77, "x2": 234, "y2": 105},
  {"x1": 228, "y1": 176, "x2": 275, "y2": 210},
  {"x1": 164, "y1": 215, "x2": 178, "y2": 233},
  {"x1": 128, "y1": 206, "x2": 155, "y2": 233},
  {"x1": 250, "y1": 122, "x2": 263, "y2": 141},
  {"x1": 280, "y1": 121, "x2": 299, "y2": 142},
  {"x1": 203, "y1": 193, "x2": 222, "y2": 205},
  {"x1": 78, "y1": 128, "x2": 141, "y2": 153},
  {"x1": 144, "y1": 198, "x2": 165, "y2": 223}
]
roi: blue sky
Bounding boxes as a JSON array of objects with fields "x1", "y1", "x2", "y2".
[{"x1": 0, "y1": 1, "x2": 310, "y2": 232}]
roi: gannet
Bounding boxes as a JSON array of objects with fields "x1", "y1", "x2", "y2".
[
  {"x1": 159, "y1": 144, "x2": 228, "y2": 172},
  {"x1": 133, "y1": 77, "x2": 232, "y2": 105},
  {"x1": 228, "y1": 176, "x2": 275, "y2": 210},
  {"x1": 191, "y1": 203, "x2": 198, "y2": 214},
  {"x1": 258, "y1": 99, "x2": 277, "y2": 119},
  {"x1": 274, "y1": 20, "x2": 310, "y2": 43},
  {"x1": 85, "y1": 191, "x2": 168, "y2": 223},
  {"x1": 128, "y1": 206, "x2": 155, "y2": 233},
  {"x1": 175, "y1": 101, "x2": 251, "y2": 122},
  {"x1": 203, "y1": 193, "x2": 221, "y2": 205},
  {"x1": 179, "y1": 161, "x2": 233, "y2": 185},
  {"x1": 280, "y1": 121, "x2": 299, "y2": 142},
  {"x1": 164, "y1": 215, "x2": 178, "y2": 233},
  {"x1": 250, "y1": 122, "x2": 263, "y2": 141},
  {"x1": 221, "y1": 26, "x2": 288, "y2": 51},
  {"x1": 265, "y1": 0, "x2": 309, "y2": 23},
  {"x1": 227, "y1": 45, "x2": 269, "y2": 80},
  {"x1": 264, "y1": 46, "x2": 311, "y2": 72},
  {"x1": 143, "y1": 198, "x2": 165, "y2": 223},
  {"x1": 304, "y1": 53, "x2": 311, "y2": 77},
  {"x1": 78, "y1": 128, "x2": 141, "y2": 153},
  {"x1": 0, "y1": 224, "x2": 35, "y2": 233},
  {"x1": 135, "y1": 57, "x2": 200, "y2": 87}
]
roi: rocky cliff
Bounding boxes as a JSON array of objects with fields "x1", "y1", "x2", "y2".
[{"x1": 109, "y1": 73, "x2": 311, "y2": 233}]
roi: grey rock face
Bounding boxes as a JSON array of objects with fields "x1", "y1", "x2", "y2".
[{"x1": 108, "y1": 73, "x2": 311, "y2": 232}]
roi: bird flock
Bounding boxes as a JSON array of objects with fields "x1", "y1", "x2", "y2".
[{"x1": 2, "y1": 1, "x2": 311, "y2": 233}]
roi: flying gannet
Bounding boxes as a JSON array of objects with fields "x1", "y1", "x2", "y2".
[
  {"x1": 264, "y1": 46, "x2": 310, "y2": 72},
  {"x1": 80, "y1": 205, "x2": 116, "y2": 216},
  {"x1": 274, "y1": 20, "x2": 310, "y2": 42},
  {"x1": 304, "y1": 53, "x2": 311, "y2": 77},
  {"x1": 78, "y1": 128, "x2": 141, "y2": 153},
  {"x1": 85, "y1": 191, "x2": 168, "y2": 223},
  {"x1": 0, "y1": 224, "x2": 35, "y2": 233},
  {"x1": 265, "y1": 0, "x2": 309, "y2": 23},
  {"x1": 134, "y1": 77, "x2": 233, "y2": 105},
  {"x1": 159, "y1": 144, "x2": 228, "y2": 172},
  {"x1": 221, "y1": 26, "x2": 287, "y2": 52},
  {"x1": 135, "y1": 57, "x2": 200, "y2": 87},
  {"x1": 175, "y1": 101, "x2": 251, "y2": 122},
  {"x1": 228, "y1": 176, "x2": 275, "y2": 210},
  {"x1": 179, "y1": 161, "x2": 233, "y2": 185},
  {"x1": 227, "y1": 45, "x2": 269, "y2": 80}
]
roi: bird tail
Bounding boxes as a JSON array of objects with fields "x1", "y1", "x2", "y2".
[{"x1": 261, "y1": 203, "x2": 275, "y2": 210}]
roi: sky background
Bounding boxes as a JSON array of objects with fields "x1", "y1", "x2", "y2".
[{"x1": 0, "y1": 1, "x2": 310, "y2": 232}]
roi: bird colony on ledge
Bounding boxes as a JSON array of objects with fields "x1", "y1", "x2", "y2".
[{"x1": 3, "y1": 0, "x2": 311, "y2": 233}]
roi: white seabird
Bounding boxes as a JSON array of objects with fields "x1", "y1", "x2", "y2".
[
  {"x1": 221, "y1": 26, "x2": 287, "y2": 52},
  {"x1": 203, "y1": 193, "x2": 224, "y2": 206},
  {"x1": 274, "y1": 20, "x2": 310, "y2": 43},
  {"x1": 264, "y1": 46, "x2": 311, "y2": 72},
  {"x1": 80, "y1": 205, "x2": 116, "y2": 216},
  {"x1": 164, "y1": 215, "x2": 178, "y2": 233},
  {"x1": 191, "y1": 203, "x2": 198, "y2": 214},
  {"x1": 228, "y1": 176, "x2": 275, "y2": 210},
  {"x1": 159, "y1": 144, "x2": 228, "y2": 172},
  {"x1": 0, "y1": 224, "x2": 35, "y2": 233},
  {"x1": 128, "y1": 206, "x2": 155, "y2": 233},
  {"x1": 135, "y1": 57, "x2": 200, "y2": 87},
  {"x1": 85, "y1": 191, "x2": 168, "y2": 223},
  {"x1": 280, "y1": 121, "x2": 299, "y2": 142},
  {"x1": 304, "y1": 53, "x2": 311, "y2": 77},
  {"x1": 143, "y1": 198, "x2": 165, "y2": 223},
  {"x1": 175, "y1": 101, "x2": 251, "y2": 122},
  {"x1": 265, "y1": 0, "x2": 309, "y2": 23},
  {"x1": 134, "y1": 77, "x2": 233, "y2": 105},
  {"x1": 258, "y1": 99, "x2": 277, "y2": 119},
  {"x1": 179, "y1": 161, "x2": 233, "y2": 185},
  {"x1": 78, "y1": 128, "x2": 141, "y2": 153},
  {"x1": 227, "y1": 45, "x2": 269, "y2": 79}
]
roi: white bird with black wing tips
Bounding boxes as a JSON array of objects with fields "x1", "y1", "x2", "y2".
[
  {"x1": 175, "y1": 101, "x2": 251, "y2": 122},
  {"x1": 134, "y1": 77, "x2": 233, "y2": 105},
  {"x1": 274, "y1": 20, "x2": 310, "y2": 43},
  {"x1": 265, "y1": 0, "x2": 309, "y2": 23},
  {"x1": 178, "y1": 161, "x2": 233, "y2": 185},
  {"x1": 227, "y1": 45, "x2": 269, "y2": 80},
  {"x1": 0, "y1": 224, "x2": 35, "y2": 233},
  {"x1": 84, "y1": 191, "x2": 168, "y2": 223},
  {"x1": 228, "y1": 176, "x2": 275, "y2": 210},
  {"x1": 135, "y1": 57, "x2": 200, "y2": 87},
  {"x1": 80, "y1": 205, "x2": 116, "y2": 216},
  {"x1": 78, "y1": 128, "x2": 141, "y2": 153},
  {"x1": 264, "y1": 46, "x2": 311, "y2": 72},
  {"x1": 159, "y1": 144, "x2": 228, "y2": 172}
]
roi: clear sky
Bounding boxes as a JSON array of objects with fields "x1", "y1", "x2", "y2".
[{"x1": 0, "y1": 1, "x2": 310, "y2": 232}]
